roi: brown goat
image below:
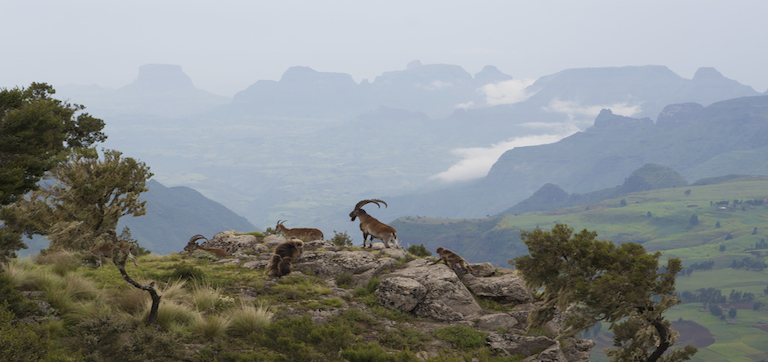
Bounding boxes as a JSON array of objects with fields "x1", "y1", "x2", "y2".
[
  {"x1": 275, "y1": 220, "x2": 324, "y2": 241},
  {"x1": 184, "y1": 234, "x2": 228, "y2": 258},
  {"x1": 349, "y1": 199, "x2": 400, "y2": 249},
  {"x1": 89, "y1": 230, "x2": 138, "y2": 268}
]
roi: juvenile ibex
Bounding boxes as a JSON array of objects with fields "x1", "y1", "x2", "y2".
[
  {"x1": 431, "y1": 247, "x2": 473, "y2": 273},
  {"x1": 349, "y1": 199, "x2": 400, "y2": 249},
  {"x1": 89, "y1": 230, "x2": 138, "y2": 268},
  {"x1": 184, "y1": 235, "x2": 228, "y2": 258},
  {"x1": 275, "y1": 220, "x2": 324, "y2": 241}
]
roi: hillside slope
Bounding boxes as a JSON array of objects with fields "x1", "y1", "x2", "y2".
[{"x1": 386, "y1": 95, "x2": 768, "y2": 220}]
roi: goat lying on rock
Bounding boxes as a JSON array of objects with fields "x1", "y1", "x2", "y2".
[{"x1": 184, "y1": 234, "x2": 228, "y2": 258}]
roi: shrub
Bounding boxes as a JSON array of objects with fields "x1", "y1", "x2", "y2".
[
  {"x1": 0, "y1": 303, "x2": 54, "y2": 362},
  {"x1": 330, "y1": 230, "x2": 354, "y2": 247},
  {"x1": 407, "y1": 244, "x2": 432, "y2": 258},
  {"x1": 0, "y1": 274, "x2": 38, "y2": 317},
  {"x1": 354, "y1": 277, "x2": 379, "y2": 298},
  {"x1": 335, "y1": 272, "x2": 354, "y2": 289},
  {"x1": 74, "y1": 314, "x2": 183, "y2": 361}
]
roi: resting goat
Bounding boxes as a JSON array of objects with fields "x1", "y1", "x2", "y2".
[
  {"x1": 349, "y1": 199, "x2": 400, "y2": 249},
  {"x1": 89, "y1": 230, "x2": 138, "y2": 268},
  {"x1": 275, "y1": 220, "x2": 324, "y2": 241},
  {"x1": 184, "y1": 235, "x2": 228, "y2": 258}
]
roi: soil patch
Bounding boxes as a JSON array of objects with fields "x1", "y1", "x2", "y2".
[{"x1": 672, "y1": 320, "x2": 715, "y2": 349}]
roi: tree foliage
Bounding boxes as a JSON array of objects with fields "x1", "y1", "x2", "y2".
[
  {"x1": 511, "y1": 224, "x2": 696, "y2": 362},
  {"x1": 0, "y1": 83, "x2": 106, "y2": 206},
  {"x1": 2, "y1": 149, "x2": 152, "y2": 251},
  {"x1": 0, "y1": 83, "x2": 106, "y2": 260}
]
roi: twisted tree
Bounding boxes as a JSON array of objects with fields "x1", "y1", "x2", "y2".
[
  {"x1": 2, "y1": 148, "x2": 152, "y2": 251},
  {"x1": 511, "y1": 224, "x2": 696, "y2": 362}
]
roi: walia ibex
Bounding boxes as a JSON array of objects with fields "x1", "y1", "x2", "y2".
[
  {"x1": 274, "y1": 220, "x2": 324, "y2": 241},
  {"x1": 349, "y1": 199, "x2": 400, "y2": 249},
  {"x1": 89, "y1": 230, "x2": 138, "y2": 268},
  {"x1": 184, "y1": 234, "x2": 228, "y2": 258}
]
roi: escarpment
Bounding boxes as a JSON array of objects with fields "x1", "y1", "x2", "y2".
[{"x1": 194, "y1": 230, "x2": 595, "y2": 361}]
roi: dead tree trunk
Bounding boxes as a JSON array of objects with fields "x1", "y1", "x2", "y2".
[{"x1": 112, "y1": 245, "x2": 161, "y2": 325}]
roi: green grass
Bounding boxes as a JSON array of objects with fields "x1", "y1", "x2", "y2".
[{"x1": 675, "y1": 269, "x2": 768, "y2": 296}]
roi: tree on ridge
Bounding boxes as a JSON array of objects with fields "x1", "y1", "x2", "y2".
[{"x1": 511, "y1": 223, "x2": 697, "y2": 362}]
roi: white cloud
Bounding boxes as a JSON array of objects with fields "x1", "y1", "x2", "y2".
[
  {"x1": 482, "y1": 79, "x2": 537, "y2": 105},
  {"x1": 431, "y1": 125, "x2": 579, "y2": 183},
  {"x1": 455, "y1": 101, "x2": 475, "y2": 109},
  {"x1": 542, "y1": 99, "x2": 641, "y2": 118}
]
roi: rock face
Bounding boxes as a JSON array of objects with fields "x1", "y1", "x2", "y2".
[
  {"x1": 464, "y1": 272, "x2": 534, "y2": 305},
  {"x1": 378, "y1": 260, "x2": 482, "y2": 321},
  {"x1": 198, "y1": 233, "x2": 594, "y2": 361}
]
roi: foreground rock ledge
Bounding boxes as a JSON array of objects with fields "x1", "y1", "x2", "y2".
[{"x1": 200, "y1": 234, "x2": 594, "y2": 361}]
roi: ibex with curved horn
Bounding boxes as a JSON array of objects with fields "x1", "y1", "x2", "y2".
[
  {"x1": 184, "y1": 234, "x2": 228, "y2": 258},
  {"x1": 349, "y1": 199, "x2": 400, "y2": 249},
  {"x1": 275, "y1": 220, "x2": 324, "y2": 242}
]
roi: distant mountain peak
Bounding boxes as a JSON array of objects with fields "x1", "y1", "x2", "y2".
[
  {"x1": 407, "y1": 60, "x2": 422, "y2": 70},
  {"x1": 127, "y1": 64, "x2": 195, "y2": 91},
  {"x1": 593, "y1": 109, "x2": 653, "y2": 128},
  {"x1": 474, "y1": 65, "x2": 513, "y2": 84},
  {"x1": 278, "y1": 66, "x2": 357, "y2": 85},
  {"x1": 693, "y1": 67, "x2": 725, "y2": 81},
  {"x1": 656, "y1": 102, "x2": 704, "y2": 127}
]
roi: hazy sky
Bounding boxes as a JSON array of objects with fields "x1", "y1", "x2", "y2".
[{"x1": 2, "y1": 1, "x2": 768, "y2": 97}]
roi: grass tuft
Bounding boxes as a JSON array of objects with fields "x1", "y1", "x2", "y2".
[
  {"x1": 1, "y1": 258, "x2": 35, "y2": 289},
  {"x1": 192, "y1": 313, "x2": 231, "y2": 340},
  {"x1": 34, "y1": 250, "x2": 81, "y2": 275},
  {"x1": 228, "y1": 300, "x2": 274, "y2": 336}
]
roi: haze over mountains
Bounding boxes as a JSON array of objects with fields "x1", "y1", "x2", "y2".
[{"x1": 52, "y1": 61, "x2": 766, "y2": 251}]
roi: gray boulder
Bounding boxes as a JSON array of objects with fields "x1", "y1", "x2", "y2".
[
  {"x1": 378, "y1": 260, "x2": 482, "y2": 321},
  {"x1": 375, "y1": 276, "x2": 427, "y2": 313},
  {"x1": 464, "y1": 273, "x2": 534, "y2": 304},
  {"x1": 294, "y1": 250, "x2": 397, "y2": 287}
]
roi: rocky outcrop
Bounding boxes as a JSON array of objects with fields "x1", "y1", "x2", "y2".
[
  {"x1": 197, "y1": 233, "x2": 593, "y2": 361},
  {"x1": 464, "y1": 272, "x2": 534, "y2": 304},
  {"x1": 378, "y1": 260, "x2": 482, "y2": 321}
]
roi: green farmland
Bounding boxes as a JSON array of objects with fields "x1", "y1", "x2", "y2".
[{"x1": 397, "y1": 177, "x2": 768, "y2": 361}]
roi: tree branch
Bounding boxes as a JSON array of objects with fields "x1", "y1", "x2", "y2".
[
  {"x1": 112, "y1": 245, "x2": 161, "y2": 325},
  {"x1": 648, "y1": 317, "x2": 671, "y2": 362}
]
